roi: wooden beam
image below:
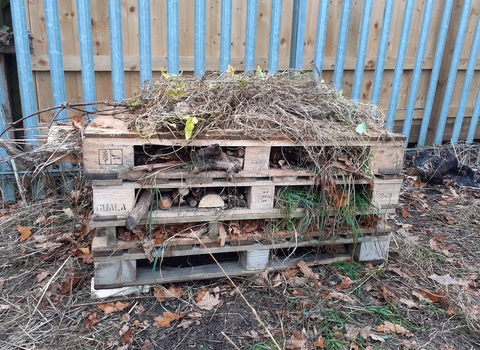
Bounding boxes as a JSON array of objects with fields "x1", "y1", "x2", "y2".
[{"x1": 30, "y1": 54, "x2": 480, "y2": 72}]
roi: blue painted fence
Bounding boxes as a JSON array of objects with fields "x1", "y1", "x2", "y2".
[{"x1": 1, "y1": 0, "x2": 480, "y2": 202}]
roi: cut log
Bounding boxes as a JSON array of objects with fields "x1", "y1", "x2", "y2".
[
  {"x1": 186, "y1": 195, "x2": 198, "y2": 207},
  {"x1": 158, "y1": 195, "x2": 173, "y2": 210},
  {"x1": 191, "y1": 144, "x2": 243, "y2": 178},
  {"x1": 125, "y1": 190, "x2": 152, "y2": 231},
  {"x1": 198, "y1": 194, "x2": 225, "y2": 208}
]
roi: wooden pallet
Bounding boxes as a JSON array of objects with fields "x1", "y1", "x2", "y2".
[
  {"x1": 82, "y1": 115, "x2": 405, "y2": 179},
  {"x1": 92, "y1": 230, "x2": 391, "y2": 289},
  {"x1": 90, "y1": 176, "x2": 403, "y2": 223}
]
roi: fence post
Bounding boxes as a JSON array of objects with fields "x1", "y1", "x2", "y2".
[
  {"x1": 44, "y1": 0, "x2": 67, "y2": 122},
  {"x1": 77, "y1": 0, "x2": 96, "y2": 113},
  {"x1": 289, "y1": 0, "x2": 307, "y2": 70},
  {"x1": 244, "y1": 0, "x2": 258, "y2": 73},
  {"x1": 10, "y1": 0, "x2": 38, "y2": 146},
  {"x1": 109, "y1": 0, "x2": 125, "y2": 100},
  {"x1": 313, "y1": 0, "x2": 329, "y2": 77},
  {"x1": 194, "y1": 0, "x2": 206, "y2": 78},
  {"x1": 268, "y1": 0, "x2": 282, "y2": 74},
  {"x1": 417, "y1": 0, "x2": 454, "y2": 148},
  {"x1": 385, "y1": 0, "x2": 414, "y2": 130},
  {"x1": 139, "y1": 0, "x2": 152, "y2": 86},
  {"x1": 332, "y1": 0, "x2": 351, "y2": 90},
  {"x1": 166, "y1": 0, "x2": 179, "y2": 74},
  {"x1": 220, "y1": 0, "x2": 232, "y2": 73},
  {"x1": 402, "y1": 0, "x2": 435, "y2": 145}
]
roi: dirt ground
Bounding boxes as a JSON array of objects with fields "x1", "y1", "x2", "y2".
[{"x1": 0, "y1": 155, "x2": 479, "y2": 350}]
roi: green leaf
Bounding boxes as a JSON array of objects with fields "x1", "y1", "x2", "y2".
[
  {"x1": 184, "y1": 116, "x2": 198, "y2": 141},
  {"x1": 355, "y1": 121, "x2": 370, "y2": 136},
  {"x1": 255, "y1": 65, "x2": 265, "y2": 77}
]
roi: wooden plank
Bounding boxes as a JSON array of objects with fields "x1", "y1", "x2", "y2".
[
  {"x1": 372, "y1": 178, "x2": 403, "y2": 209},
  {"x1": 246, "y1": 186, "x2": 275, "y2": 210},
  {"x1": 32, "y1": 54, "x2": 480, "y2": 72},
  {"x1": 92, "y1": 183, "x2": 136, "y2": 217},
  {"x1": 370, "y1": 142, "x2": 404, "y2": 175},
  {"x1": 94, "y1": 234, "x2": 391, "y2": 262},
  {"x1": 94, "y1": 253, "x2": 353, "y2": 288}
]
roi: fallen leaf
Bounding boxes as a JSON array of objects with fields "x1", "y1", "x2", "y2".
[
  {"x1": 429, "y1": 239, "x2": 452, "y2": 257},
  {"x1": 429, "y1": 274, "x2": 469, "y2": 286},
  {"x1": 288, "y1": 329, "x2": 306, "y2": 349},
  {"x1": 314, "y1": 335, "x2": 325, "y2": 348},
  {"x1": 13, "y1": 226, "x2": 31, "y2": 241},
  {"x1": 218, "y1": 223, "x2": 227, "y2": 247},
  {"x1": 98, "y1": 301, "x2": 130, "y2": 314},
  {"x1": 195, "y1": 287, "x2": 208, "y2": 302},
  {"x1": 154, "y1": 285, "x2": 185, "y2": 302},
  {"x1": 399, "y1": 298, "x2": 419, "y2": 309},
  {"x1": 79, "y1": 247, "x2": 90, "y2": 254},
  {"x1": 401, "y1": 210, "x2": 410, "y2": 218},
  {"x1": 297, "y1": 260, "x2": 319, "y2": 279},
  {"x1": 446, "y1": 306, "x2": 456, "y2": 316},
  {"x1": 177, "y1": 319, "x2": 195, "y2": 329},
  {"x1": 122, "y1": 326, "x2": 132, "y2": 344},
  {"x1": 36, "y1": 271, "x2": 50, "y2": 283},
  {"x1": 327, "y1": 291, "x2": 355, "y2": 304},
  {"x1": 196, "y1": 291, "x2": 222, "y2": 310},
  {"x1": 389, "y1": 268, "x2": 414, "y2": 281},
  {"x1": 153, "y1": 311, "x2": 184, "y2": 327},
  {"x1": 85, "y1": 311, "x2": 100, "y2": 329},
  {"x1": 345, "y1": 324, "x2": 385, "y2": 343},
  {"x1": 335, "y1": 276, "x2": 354, "y2": 290},
  {"x1": 376, "y1": 321, "x2": 413, "y2": 337},
  {"x1": 63, "y1": 208, "x2": 75, "y2": 218},
  {"x1": 418, "y1": 289, "x2": 450, "y2": 306}
]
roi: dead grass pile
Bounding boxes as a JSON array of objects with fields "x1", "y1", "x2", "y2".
[{"x1": 126, "y1": 70, "x2": 387, "y2": 143}]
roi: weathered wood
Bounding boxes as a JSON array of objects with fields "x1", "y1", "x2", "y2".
[
  {"x1": 125, "y1": 190, "x2": 152, "y2": 230},
  {"x1": 198, "y1": 194, "x2": 225, "y2": 208},
  {"x1": 191, "y1": 144, "x2": 243, "y2": 177}
]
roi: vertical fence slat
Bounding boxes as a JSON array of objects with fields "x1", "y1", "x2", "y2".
[
  {"x1": 77, "y1": 0, "x2": 96, "y2": 111},
  {"x1": 332, "y1": 0, "x2": 351, "y2": 90},
  {"x1": 371, "y1": 0, "x2": 393, "y2": 106},
  {"x1": 467, "y1": 87, "x2": 480, "y2": 143},
  {"x1": 385, "y1": 0, "x2": 414, "y2": 129},
  {"x1": 10, "y1": 0, "x2": 38, "y2": 145},
  {"x1": 194, "y1": 0, "x2": 206, "y2": 77},
  {"x1": 268, "y1": 0, "x2": 282, "y2": 73},
  {"x1": 220, "y1": 0, "x2": 232, "y2": 72},
  {"x1": 434, "y1": 0, "x2": 472, "y2": 144},
  {"x1": 0, "y1": 58, "x2": 15, "y2": 202},
  {"x1": 244, "y1": 0, "x2": 258, "y2": 73},
  {"x1": 417, "y1": 0, "x2": 454, "y2": 148},
  {"x1": 289, "y1": 0, "x2": 307, "y2": 70},
  {"x1": 44, "y1": 0, "x2": 67, "y2": 121},
  {"x1": 166, "y1": 0, "x2": 179, "y2": 74},
  {"x1": 351, "y1": 0, "x2": 373, "y2": 101},
  {"x1": 138, "y1": 0, "x2": 152, "y2": 85},
  {"x1": 313, "y1": 0, "x2": 329, "y2": 77},
  {"x1": 402, "y1": 0, "x2": 435, "y2": 145},
  {"x1": 451, "y1": 15, "x2": 480, "y2": 143},
  {"x1": 108, "y1": 0, "x2": 125, "y2": 100}
]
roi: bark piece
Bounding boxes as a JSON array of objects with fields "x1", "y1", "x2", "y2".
[
  {"x1": 125, "y1": 190, "x2": 152, "y2": 231},
  {"x1": 191, "y1": 144, "x2": 242, "y2": 178}
]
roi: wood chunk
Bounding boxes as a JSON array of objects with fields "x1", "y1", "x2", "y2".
[
  {"x1": 191, "y1": 144, "x2": 242, "y2": 178},
  {"x1": 198, "y1": 194, "x2": 225, "y2": 208},
  {"x1": 158, "y1": 195, "x2": 173, "y2": 210},
  {"x1": 125, "y1": 190, "x2": 152, "y2": 231}
]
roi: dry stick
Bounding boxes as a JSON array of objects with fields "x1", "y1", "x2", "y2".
[
  {"x1": 33, "y1": 256, "x2": 71, "y2": 316},
  {"x1": 194, "y1": 237, "x2": 282, "y2": 350},
  {"x1": 221, "y1": 332, "x2": 241, "y2": 350}
]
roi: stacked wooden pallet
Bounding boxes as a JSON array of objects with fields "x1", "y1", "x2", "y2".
[{"x1": 84, "y1": 115, "x2": 404, "y2": 289}]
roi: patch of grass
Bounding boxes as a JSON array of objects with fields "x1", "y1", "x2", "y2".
[
  {"x1": 331, "y1": 261, "x2": 364, "y2": 281},
  {"x1": 246, "y1": 342, "x2": 278, "y2": 350}
]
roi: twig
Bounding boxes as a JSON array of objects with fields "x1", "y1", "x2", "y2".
[
  {"x1": 33, "y1": 256, "x2": 71, "y2": 316},
  {"x1": 221, "y1": 332, "x2": 241, "y2": 350}
]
